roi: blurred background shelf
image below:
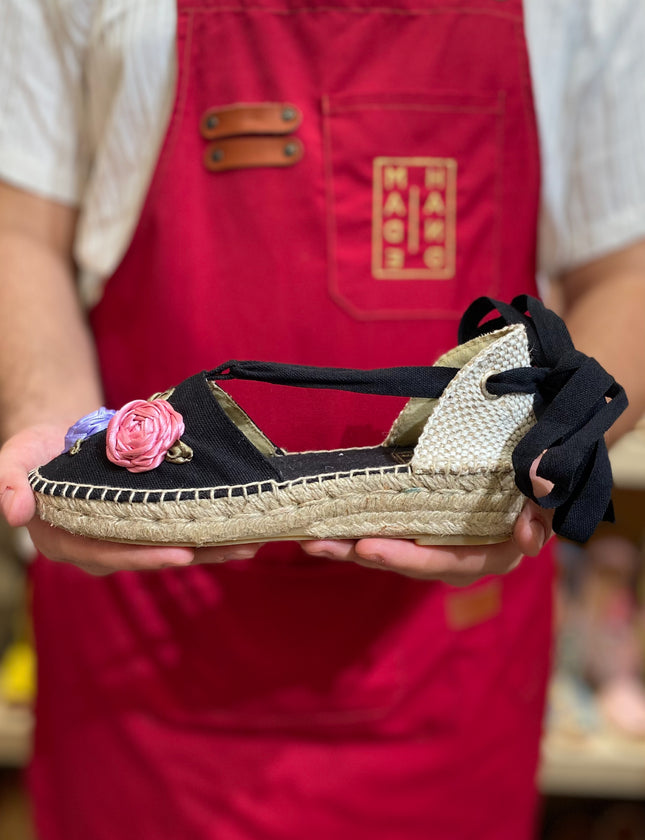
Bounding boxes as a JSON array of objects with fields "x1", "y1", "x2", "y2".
[
  {"x1": 0, "y1": 703, "x2": 31, "y2": 768},
  {"x1": 539, "y1": 729, "x2": 645, "y2": 800}
]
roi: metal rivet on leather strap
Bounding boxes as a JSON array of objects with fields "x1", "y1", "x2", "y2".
[
  {"x1": 206, "y1": 114, "x2": 219, "y2": 130},
  {"x1": 282, "y1": 106, "x2": 297, "y2": 122},
  {"x1": 284, "y1": 142, "x2": 298, "y2": 157},
  {"x1": 211, "y1": 148, "x2": 224, "y2": 163}
]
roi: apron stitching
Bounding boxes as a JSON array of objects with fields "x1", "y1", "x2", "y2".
[
  {"x1": 492, "y1": 89, "x2": 506, "y2": 300},
  {"x1": 148, "y1": 11, "x2": 196, "y2": 201},
  {"x1": 513, "y1": 20, "x2": 542, "y2": 182},
  {"x1": 181, "y1": 6, "x2": 521, "y2": 22},
  {"x1": 321, "y1": 93, "x2": 344, "y2": 317},
  {"x1": 326, "y1": 103, "x2": 504, "y2": 115}
]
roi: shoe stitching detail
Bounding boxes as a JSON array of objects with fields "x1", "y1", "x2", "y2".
[{"x1": 28, "y1": 463, "x2": 514, "y2": 507}]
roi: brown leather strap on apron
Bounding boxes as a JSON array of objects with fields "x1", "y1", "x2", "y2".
[
  {"x1": 200, "y1": 103, "x2": 302, "y2": 139},
  {"x1": 203, "y1": 135, "x2": 304, "y2": 172}
]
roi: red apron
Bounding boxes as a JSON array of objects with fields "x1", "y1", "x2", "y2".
[{"x1": 30, "y1": 1, "x2": 553, "y2": 837}]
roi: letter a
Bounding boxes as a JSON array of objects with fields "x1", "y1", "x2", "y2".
[
  {"x1": 422, "y1": 191, "x2": 445, "y2": 215},
  {"x1": 384, "y1": 191, "x2": 407, "y2": 217}
]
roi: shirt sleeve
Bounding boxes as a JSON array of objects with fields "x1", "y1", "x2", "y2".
[
  {"x1": 528, "y1": 0, "x2": 645, "y2": 275},
  {"x1": 0, "y1": 0, "x2": 92, "y2": 205}
]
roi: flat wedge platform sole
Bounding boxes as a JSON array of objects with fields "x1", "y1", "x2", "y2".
[{"x1": 31, "y1": 466, "x2": 523, "y2": 547}]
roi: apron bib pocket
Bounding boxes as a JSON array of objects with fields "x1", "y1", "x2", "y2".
[{"x1": 323, "y1": 91, "x2": 505, "y2": 320}]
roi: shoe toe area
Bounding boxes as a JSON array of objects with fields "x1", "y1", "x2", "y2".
[{"x1": 35, "y1": 431, "x2": 137, "y2": 494}]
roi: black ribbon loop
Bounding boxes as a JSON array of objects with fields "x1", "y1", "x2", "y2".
[{"x1": 461, "y1": 295, "x2": 628, "y2": 543}]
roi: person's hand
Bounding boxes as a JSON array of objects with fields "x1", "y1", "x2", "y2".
[
  {"x1": 301, "y1": 458, "x2": 555, "y2": 586},
  {"x1": 300, "y1": 501, "x2": 552, "y2": 586},
  {"x1": 0, "y1": 424, "x2": 261, "y2": 575}
]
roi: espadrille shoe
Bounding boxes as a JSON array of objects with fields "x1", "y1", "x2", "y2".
[{"x1": 29, "y1": 296, "x2": 626, "y2": 547}]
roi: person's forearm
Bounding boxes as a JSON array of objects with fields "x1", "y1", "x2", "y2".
[
  {"x1": 559, "y1": 245, "x2": 645, "y2": 446},
  {"x1": 0, "y1": 189, "x2": 102, "y2": 441}
]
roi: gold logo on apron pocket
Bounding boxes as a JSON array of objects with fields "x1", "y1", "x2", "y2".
[{"x1": 372, "y1": 157, "x2": 457, "y2": 280}]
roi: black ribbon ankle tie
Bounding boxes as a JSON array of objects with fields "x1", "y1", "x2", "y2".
[
  {"x1": 211, "y1": 295, "x2": 627, "y2": 543},
  {"x1": 459, "y1": 295, "x2": 627, "y2": 543}
]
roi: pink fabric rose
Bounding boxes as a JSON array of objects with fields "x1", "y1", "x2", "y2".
[{"x1": 106, "y1": 399, "x2": 185, "y2": 473}]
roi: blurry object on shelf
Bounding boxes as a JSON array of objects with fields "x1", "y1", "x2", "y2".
[
  {"x1": 0, "y1": 641, "x2": 34, "y2": 707},
  {"x1": 534, "y1": 412, "x2": 645, "y2": 812},
  {"x1": 555, "y1": 536, "x2": 645, "y2": 739},
  {"x1": 545, "y1": 672, "x2": 601, "y2": 742},
  {"x1": 577, "y1": 537, "x2": 645, "y2": 738},
  {"x1": 541, "y1": 535, "x2": 645, "y2": 799},
  {"x1": 0, "y1": 521, "x2": 24, "y2": 659},
  {"x1": 597, "y1": 677, "x2": 645, "y2": 740},
  {"x1": 593, "y1": 486, "x2": 645, "y2": 553},
  {"x1": 541, "y1": 670, "x2": 645, "y2": 798},
  {"x1": 0, "y1": 617, "x2": 35, "y2": 767},
  {"x1": 0, "y1": 521, "x2": 34, "y2": 767},
  {"x1": 0, "y1": 702, "x2": 32, "y2": 768},
  {"x1": 609, "y1": 414, "x2": 645, "y2": 490}
]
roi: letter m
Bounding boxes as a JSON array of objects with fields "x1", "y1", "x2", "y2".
[{"x1": 384, "y1": 166, "x2": 408, "y2": 190}]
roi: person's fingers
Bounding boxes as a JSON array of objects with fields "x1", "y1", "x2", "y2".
[
  {"x1": 299, "y1": 540, "x2": 357, "y2": 561},
  {"x1": 304, "y1": 529, "x2": 529, "y2": 582},
  {"x1": 512, "y1": 499, "x2": 553, "y2": 557},
  {"x1": 303, "y1": 535, "x2": 521, "y2": 582},
  {"x1": 530, "y1": 452, "x2": 555, "y2": 499},
  {"x1": 193, "y1": 544, "x2": 263, "y2": 564},
  {"x1": 353, "y1": 537, "x2": 525, "y2": 580},
  {"x1": 303, "y1": 492, "x2": 556, "y2": 584},
  {"x1": 28, "y1": 517, "x2": 195, "y2": 575},
  {"x1": 29, "y1": 520, "x2": 264, "y2": 575}
]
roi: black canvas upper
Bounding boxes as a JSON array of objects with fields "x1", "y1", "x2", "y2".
[{"x1": 38, "y1": 371, "x2": 284, "y2": 493}]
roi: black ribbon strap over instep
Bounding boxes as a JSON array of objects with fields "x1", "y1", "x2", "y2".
[
  {"x1": 210, "y1": 360, "x2": 459, "y2": 398},
  {"x1": 459, "y1": 294, "x2": 628, "y2": 543}
]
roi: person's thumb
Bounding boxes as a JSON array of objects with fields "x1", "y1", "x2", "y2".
[
  {"x1": 0, "y1": 426, "x2": 64, "y2": 527},
  {"x1": 0, "y1": 470, "x2": 36, "y2": 527},
  {"x1": 0, "y1": 435, "x2": 37, "y2": 526}
]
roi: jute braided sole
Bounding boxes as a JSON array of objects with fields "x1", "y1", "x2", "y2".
[{"x1": 31, "y1": 466, "x2": 525, "y2": 547}]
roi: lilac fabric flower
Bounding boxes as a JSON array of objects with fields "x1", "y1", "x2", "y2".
[{"x1": 65, "y1": 407, "x2": 116, "y2": 452}]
